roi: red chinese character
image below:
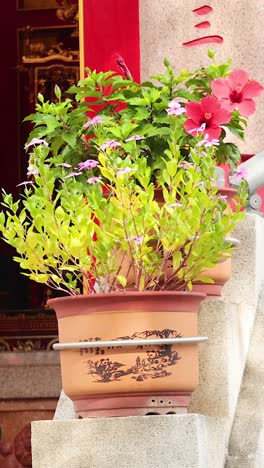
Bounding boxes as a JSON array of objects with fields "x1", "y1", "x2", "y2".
[{"x1": 182, "y1": 5, "x2": 223, "y2": 48}]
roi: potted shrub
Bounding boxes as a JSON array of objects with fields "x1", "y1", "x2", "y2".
[
  {"x1": 22, "y1": 52, "x2": 262, "y2": 297},
  {"x1": 0, "y1": 117, "x2": 246, "y2": 417}
]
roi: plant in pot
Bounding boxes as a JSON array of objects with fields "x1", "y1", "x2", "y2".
[
  {"x1": 0, "y1": 119, "x2": 246, "y2": 417},
  {"x1": 24, "y1": 49, "x2": 263, "y2": 187},
  {"x1": 23, "y1": 50, "x2": 262, "y2": 299},
  {"x1": 23, "y1": 52, "x2": 262, "y2": 297}
]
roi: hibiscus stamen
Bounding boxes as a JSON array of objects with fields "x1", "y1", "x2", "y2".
[{"x1": 230, "y1": 90, "x2": 243, "y2": 103}]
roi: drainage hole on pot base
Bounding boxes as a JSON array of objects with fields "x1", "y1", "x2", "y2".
[
  {"x1": 151, "y1": 399, "x2": 172, "y2": 406},
  {"x1": 78, "y1": 416, "x2": 83, "y2": 419},
  {"x1": 166, "y1": 411, "x2": 177, "y2": 415}
]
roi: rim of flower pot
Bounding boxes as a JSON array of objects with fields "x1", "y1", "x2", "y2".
[
  {"x1": 186, "y1": 235, "x2": 239, "y2": 247},
  {"x1": 153, "y1": 187, "x2": 237, "y2": 204},
  {"x1": 48, "y1": 290, "x2": 206, "y2": 318},
  {"x1": 217, "y1": 187, "x2": 237, "y2": 200}
]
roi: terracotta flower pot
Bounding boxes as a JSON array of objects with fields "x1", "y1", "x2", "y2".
[
  {"x1": 192, "y1": 257, "x2": 232, "y2": 296},
  {"x1": 49, "y1": 291, "x2": 206, "y2": 417},
  {"x1": 218, "y1": 187, "x2": 237, "y2": 205},
  {"x1": 192, "y1": 237, "x2": 239, "y2": 296},
  {"x1": 218, "y1": 187, "x2": 238, "y2": 213},
  {"x1": 115, "y1": 235, "x2": 239, "y2": 294}
]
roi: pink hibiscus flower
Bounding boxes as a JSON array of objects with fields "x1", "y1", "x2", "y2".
[
  {"x1": 211, "y1": 69, "x2": 264, "y2": 117},
  {"x1": 184, "y1": 95, "x2": 232, "y2": 140}
]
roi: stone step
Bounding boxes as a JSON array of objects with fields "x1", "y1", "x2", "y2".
[
  {"x1": 32, "y1": 414, "x2": 226, "y2": 468},
  {"x1": 189, "y1": 298, "x2": 256, "y2": 419},
  {"x1": 223, "y1": 214, "x2": 264, "y2": 307},
  {"x1": 225, "y1": 287, "x2": 264, "y2": 468},
  {"x1": 190, "y1": 215, "x2": 264, "y2": 419}
]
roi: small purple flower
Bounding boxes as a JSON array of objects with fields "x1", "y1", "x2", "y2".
[
  {"x1": 179, "y1": 161, "x2": 194, "y2": 168},
  {"x1": 125, "y1": 135, "x2": 145, "y2": 142},
  {"x1": 189, "y1": 122, "x2": 206, "y2": 135},
  {"x1": 99, "y1": 140, "x2": 122, "y2": 151},
  {"x1": 84, "y1": 116, "x2": 103, "y2": 128},
  {"x1": 233, "y1": 166, "x2": 248, "y2": 180},
  {"x1": 117, "y1": 167, "x2": 135, "y2": 176},
  {"x1": 168, "y1": 202, "x2": 182, "y2": 207},
  {"x1": 166, "y1": 100, "x2": 186, "y2": 116},
  {"x1": 64, "y1": 172, "x2": 82, "y2": 179},
  {"x1": 78, "y1": 159, "x2": 99, "y2": 170},
  {"x1": 206, "y1": 138, "x2": 219, "y2": 147},
  {"x1": 133, "y1": 236, "x2": 144, "y2": 244},
  {"x1": 87, "y1": 176, "x2": 102, "y2": 184},
  {"x1": 27, "y1": 166, "x2": 39, "y2": 176},
  {"x1": 219, "y1": 195, "x2": 228, "y2": 201},
  {"x1": 197, "y1": 134, "x2": 220, "y2": 148},
  {"x1": 24, "y1": 138, "x2": 49, "y2": 150},
  {"x1": 55, "y1": 163, "x2": 72, "y2": 168},
  {"x1": 17, "y1": 181, "x2": 34, "y2": 187},
  {"x1": 127, "y1": 236, "x2": 144, "y2": 244}
]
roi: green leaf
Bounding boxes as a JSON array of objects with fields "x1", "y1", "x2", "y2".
[
  {"x1": 69, "y1": 238, "x2": 82, "y2": 257},
  {"x1": 166, "y1": 160, "x2": 178, "y2": 177},
  {"x1": 207, "y1": 49, "x2": 215, "y2": 60},
  {"x1": 172, "y1": 251, "x2": 182, "y2": 270},
  {"x1": 116, "y1": 275, "x2": 127, "y2": 287},
  {"x1": 216, "y1": 142, "x2": 241, "y2": 168},
  {"x1": 30, "y1": 273, "x2": 49, "y2": 283},
  {"x1": 61, "y1": 132, "x2": 77, "y2": 148},
  {"x1": 162, "y1": 169, "x2": 171, "y2": 185},
  {"x1": 194, "y1": 276, "x2": 215, "y2": 284},
  {"x1": 55, "y1": 206, "x2": 65, "y2": 221},
  {"x1": 59, "y1": 265, "x2": 78, "y2": 272},
  {"x1": 226, "y1": 124, "x2": 245, "y2": 140}
]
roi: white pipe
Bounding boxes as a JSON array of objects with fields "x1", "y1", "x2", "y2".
[{"x1": 53, "y1": 336, "x2": 208, "y2": 350}]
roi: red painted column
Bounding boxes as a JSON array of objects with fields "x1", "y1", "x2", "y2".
[{"x1": 81, "y1": 0, "x2": 140, "y2": 82}]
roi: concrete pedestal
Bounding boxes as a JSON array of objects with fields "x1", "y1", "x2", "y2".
[{"x1": 32, "y1": 414, "x2": 225, "y2": 468}]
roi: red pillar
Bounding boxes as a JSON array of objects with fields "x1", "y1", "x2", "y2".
[{"x1": 81, "y1": 0, "x2": 140, "y2": 82}]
